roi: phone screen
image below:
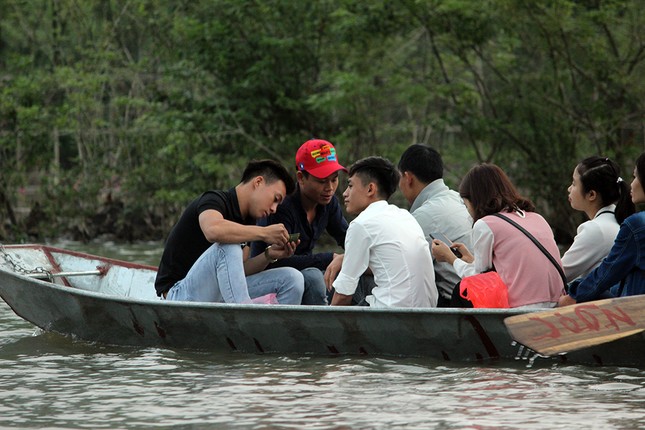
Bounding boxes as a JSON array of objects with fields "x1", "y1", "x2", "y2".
[
  {"x1": 428, "y1": 232, "x2": 462, "y2": 258},
  {"x1": 428, "y1": 232, "x2": 452, "y2": 245}
]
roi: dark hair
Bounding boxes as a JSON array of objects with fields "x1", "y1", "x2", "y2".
[
  {"x1": 459, "y1": 164, "x2": 535, "y2": 222},
  {"x1": 397, "y1": 144, "x2": 443, "y2": 183},
  {"x1": 349, "y1": 156, "x2": 400, "y2": 200},
  {"x1": 577, "y1": 156, "x2": 635, "y2": 223},
  {"x1": 241, "y1": 159, "x2": 295, "y2": 194}
]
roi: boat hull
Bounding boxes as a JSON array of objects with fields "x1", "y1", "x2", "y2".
[{"x1": 1, "y1": 245, "x2": 643, "y2": 366}]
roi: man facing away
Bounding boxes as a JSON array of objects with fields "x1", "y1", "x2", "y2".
[
  {"x1": 327, "y1": 156, "x2": 438, "y2": 308},
  {"x1": 251, "y1": 139, "x2": 348, "y2": 305},
  {"x1": 155, "y1": 159, "x2": 304, "y2": 304},
  {"x1": 397, "y1": 144, "x2": 473, "y2": 306}
]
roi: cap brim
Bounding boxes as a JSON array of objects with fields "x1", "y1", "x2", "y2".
[{"x1": 308, "y1": 163, "x2": 348, "y2": 179}]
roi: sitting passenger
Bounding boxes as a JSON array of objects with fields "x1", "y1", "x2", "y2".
[
  {"x1": 397, "y1": 144, "x2": 473, "y2": 307},
  {"x1": 250, "y1": 139, "x2": 349, "y2": 305},
  {"x1": 559, "y1": 152, "x2": 645, "y2": 305},
  {"x1": 562, "y1": 156, "x2": 634, "y2": 282},
  {"x1": 325, "y1": 156, "x2": 438, "y2": 308},
  {"x1": 432, "y1": 164, "x2": 563, "y2": 308},
  {"x1": 155, "y1": 160, "x2": 304, "y2": 304}
]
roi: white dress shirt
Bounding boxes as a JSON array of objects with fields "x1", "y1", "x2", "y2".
[
  {"x1": 561, "y1": 205, "x2": 619, "y2": 282},
  {"x1": 453, "y1": 220, "x2": 493, "y2": 279},
  {"x1": 333, "y1": 200, "x2": 438, "y2": 308}
]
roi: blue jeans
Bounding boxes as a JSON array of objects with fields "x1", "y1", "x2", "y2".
[
  {"x1": 301, "y1": 267, "x2": 328, "y2": 305},
  {"x1": 167, "y1": 243, "x2": 304, "y2": 304}
]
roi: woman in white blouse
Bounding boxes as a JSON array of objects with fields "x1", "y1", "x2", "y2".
[
  {"x1": 431, "y1": 164, "x2": 563, "y2": 308},
  {"x1": 562, "y1": 156, "x2": 635, "y2": 282}
]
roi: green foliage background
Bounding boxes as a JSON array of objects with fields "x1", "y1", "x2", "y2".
[{"x1": 1, "y1": 0, "x2": 644, "y2": 243}]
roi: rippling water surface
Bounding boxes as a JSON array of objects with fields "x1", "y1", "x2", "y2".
[{"x1": 1, "y1": 241, "x2": 645, "y2": 429}]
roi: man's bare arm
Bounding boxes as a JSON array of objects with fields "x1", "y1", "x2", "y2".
[
  {"x1": 198, "y1": 210, "x2": 288, "y2": 245},
  {"x1": 331, "y1": 291, "x2": 353, "y2": 306}
]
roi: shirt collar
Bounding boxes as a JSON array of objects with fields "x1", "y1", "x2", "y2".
[
  {"x1": 410, "y1": 179, "x2": 448, "y2": 212},
  {"x1": 595, "y1": 204, "x2": 617, "y2": 218},
  {"x1": 363, "y1": 200, "x2": 388, "y2": 213}
]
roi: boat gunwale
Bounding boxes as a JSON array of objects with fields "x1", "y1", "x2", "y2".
[
  {"x1": 2, "y1": 243, "x2": 158, "y2": 271},
  {"x1": 0, "y1": 244, "x2": 538, "y2": 316},
  {"x1": 0, "y1": 265, "x2": 533, "y2": 317}
]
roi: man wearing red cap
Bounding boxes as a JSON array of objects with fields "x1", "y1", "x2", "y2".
[{"x1": 251, "y1": 139, "x2": 348, "y2": 305}]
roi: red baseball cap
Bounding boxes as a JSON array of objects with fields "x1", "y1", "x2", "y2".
[{"x1": 295, "y1": 139, "x2": 347, "y2": 179}]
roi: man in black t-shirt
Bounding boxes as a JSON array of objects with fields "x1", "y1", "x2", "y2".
[{"x1": 155, "y1": 160, "x2": 304, "y2": 304}]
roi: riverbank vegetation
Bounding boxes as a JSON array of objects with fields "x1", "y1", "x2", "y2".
[{"x1": 1, "y1": 1, "x2": 644, "y2": 244}]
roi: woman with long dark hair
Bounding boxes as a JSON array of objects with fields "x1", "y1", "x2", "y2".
[
  {"x1": 432, "y1": 164, "x2": 563, "y2": 308},
  {"x1": 560, "y1": 152, "x2": 645, "y2": 305},
  {"x1": 562, "y1": 156, "x2": 635, "y2": 282}
]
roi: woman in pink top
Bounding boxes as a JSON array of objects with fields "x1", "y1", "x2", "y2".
[{"x1": 432, "y1": 164, "x2": 564, "y2": 308}]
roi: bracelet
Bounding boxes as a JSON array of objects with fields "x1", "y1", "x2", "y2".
[{"x1": 264, "y1": 245, "x2": 278, "y2": 263}]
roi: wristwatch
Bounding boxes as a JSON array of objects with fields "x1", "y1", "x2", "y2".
[{"x1": 264, "y1": 245, "x2": 278, "y2": 263}]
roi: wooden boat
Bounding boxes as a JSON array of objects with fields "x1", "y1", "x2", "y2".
[{"x1": 0, "y1": 244, "x2": 642, "y2": 367}]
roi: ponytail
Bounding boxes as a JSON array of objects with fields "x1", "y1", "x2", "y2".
[{"x1": 615, "y1": 178, "x2": 635, "y2": 224}]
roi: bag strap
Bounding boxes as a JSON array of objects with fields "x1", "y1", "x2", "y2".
[{"x1": 491, "y1": 212, "x2": 568, "y2": 289}]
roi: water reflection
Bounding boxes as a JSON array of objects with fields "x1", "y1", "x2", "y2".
[{"x1": 2, "y1": 307, "x2": 645, "y2": 429}]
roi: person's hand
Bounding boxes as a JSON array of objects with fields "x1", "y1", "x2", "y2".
[
  {"x1": 431, "y1": 240, "x2": 457, "y2": 264},
  {"x1": 262, "y1": 224, "x2": 289, "y2": 247},
  {"x1": 266, "y1": 240, "x2": 299, "y2": 260},
  {"x1": 452, "y1": 243, "x2": 473, "y2": 263},
  {"x1": 557, "y1": 294, "x2": 577, "y2": 307},
  {"x1": 324, "y1": 254, "x2": 344, "y2": 291}
]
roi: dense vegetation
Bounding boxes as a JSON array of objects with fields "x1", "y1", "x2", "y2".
[{"x1": 1, "y1": 0, "x2": 644, "y2": 244}]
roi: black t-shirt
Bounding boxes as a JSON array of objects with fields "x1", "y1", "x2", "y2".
[{"x1": 154, "y1": 188, "x2": 253, "y2": 296}]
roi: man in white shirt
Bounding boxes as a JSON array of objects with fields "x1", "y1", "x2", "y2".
[
  {"x1": 325, "y1": 156, "x2": 438, "y2": 308},
  {"x1": 397, "y1": 144, "x2": 473, "y2": 306}
]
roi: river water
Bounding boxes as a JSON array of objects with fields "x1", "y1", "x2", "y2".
[{"x1": 1, "y1": 241, "x2": 645, "y2": 429}]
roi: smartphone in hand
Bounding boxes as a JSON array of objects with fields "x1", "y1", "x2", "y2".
[
  {"x1": 428, "y1": 232, "x2": 462, "y2": 258},
  {"x1": 288, "y1": 232, "x2": 300, "y2": 242}
]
